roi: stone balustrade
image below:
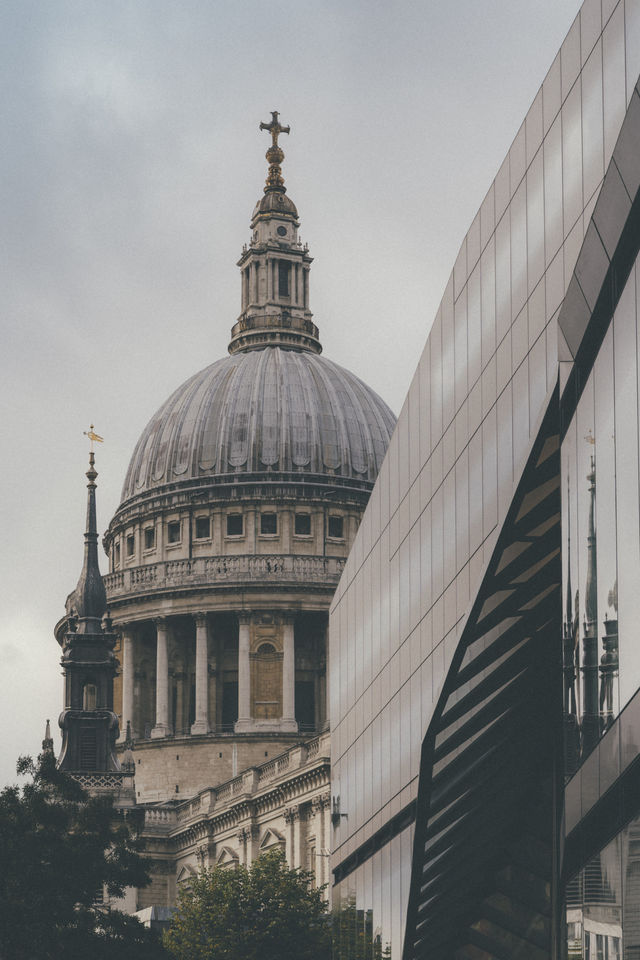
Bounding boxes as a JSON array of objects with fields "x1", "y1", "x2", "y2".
[
  {"x1": 144, "y1": 731, "x2": 330, "y2": 832},
  {"x1": 105, "y1": 555, "x2": 345, "y2": 601}
]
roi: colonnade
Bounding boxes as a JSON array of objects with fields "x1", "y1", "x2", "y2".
[{"x1": 120, "y1": 611, "x2": 300, "y2": 740}]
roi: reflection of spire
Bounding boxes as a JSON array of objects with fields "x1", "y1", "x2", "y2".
[
  {"x1": 563, "y1": 476, "x2": 580, "y2": 776},
  {"x1": 582, "y1": 449, "x2": 600, "y2": 755},
  {"x1": 600, "y1": 578, "x2": 619, "y2": 732}
]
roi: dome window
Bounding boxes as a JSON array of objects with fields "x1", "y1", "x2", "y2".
[
  {"x1": 195, "y1": 516, "x2": 210, "y2": 540},
  {"x1": 167, "y1": 520, "x2": 181, "y2": 544},
  {"x1": 328, "y1": 515, "x2": 344, "y2": 540},
  {"x1": 126, "y1": 534, "x2": 135, "y2": 557},
  {"x1": 227, "y1": 513, "x2": 243, "y2": 537},
  {"x1": 144, "y1": 527, "x2": 155, "y2": 550},
  {"x1": 260, "y1": 513, "x2": 277, "y2": 536},
  {"x1": 295, "y1": 514, "x2": 311, "y2": 536}
]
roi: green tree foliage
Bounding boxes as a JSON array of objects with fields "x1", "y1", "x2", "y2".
[
  {"x1": 0, "y1": 750, "x2": 164, "y2": 960},
  {"x1": 164, "y1": 848, "x2": 331, "y2": 960}
]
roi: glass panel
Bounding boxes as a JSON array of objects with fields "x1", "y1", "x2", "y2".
[
  {"x1": 582, "y1": 41, "x2": 604, "y2": 204},
  {"x1": 510, "y1": 180, "x2": 528, "y2": 320},
  {"x1": 544, "y1": 116, "x2": 564, "y2": 266},
  {"x1": 562, "y1": 81, "x2": 584, "y2": 236},
  {"x1": 615, "y1": 265, "x2": 640, "y2": 711},
  {"x1": 527, "y1": 147, "x2": 545, "y2": 294},
  {"x1": 454, "y1": 287, "x2": 468, "y2": 413},
  {"x1": 481, "y1": 237, "x2": 497, "y2": 367},
  {"x1": 603, "y1": 2, "x2": 626, "y2": 168},
  {"x1": 495, "y1": 212, "x2": 511, "y2": 346}
]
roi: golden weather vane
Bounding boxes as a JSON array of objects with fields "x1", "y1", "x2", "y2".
[{"x1": 83, "y1": 424, "x2": 104, "y2": 452}]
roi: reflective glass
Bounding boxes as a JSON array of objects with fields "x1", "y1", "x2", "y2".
[
  {"x1": 454, "y1": 288, "x2": 468, "y2": 412},
  {"x1": 526, "y1": 88, "x2": 544, "y2": 167},
  {"x1": 527, "y1": 148, "x2": 545, "y2": 293},
  {"x1": 615, "y1": 264, "x2": 640, "y2": 711},
  {"x1": 543, "y1": 51, "x2": 562, "y2": 133},
  {"x1": 582, "y1": 41, "x2": 604, "y2": 204},
  {"x1": 581, "y1": 0, "x2": 602, "y2": 64},
  {"x1": 495, "y1": 213, "x2": 512, "y2": 345},
  {"x1": 510, "y1": 122, "x2": 526, "y2": 194},
  {"x1": 563, "y1": 82, "x2": 584, "y2": 235},
  {"x1": 481, "y1": 237, "x2": 497, "y2": 366},
  {"x1": 544, "y1": 116, "x2": 564, "y2": 264},
  {"x1": 561, "y1": 15, "x2": 581, "y2": 98}
]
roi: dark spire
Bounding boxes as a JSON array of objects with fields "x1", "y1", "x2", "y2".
[
  {"x1": 581, "y1": 441, "x2": 600, "y2": 755},
  {"x1": 584, "y1": 452, "x2": 598, "y2": 629},
  {"x1": 41, "y1": 719, "x2": 54, "y2": 755},
  {"x1": 70, "y1": 449, "x2": 107, "y2": 629}
]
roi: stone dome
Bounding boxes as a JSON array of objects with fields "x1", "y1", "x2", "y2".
[
  {"x1": 252, "y1": 191, "x2": 298, "y2": 220},
  {"x1": 121, "y1": 346, "x2": 396, "y2": 503}
]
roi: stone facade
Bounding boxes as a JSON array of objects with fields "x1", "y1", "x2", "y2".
[{"x1": 53, "y1": 115, "x2": 395, "y2": 915}]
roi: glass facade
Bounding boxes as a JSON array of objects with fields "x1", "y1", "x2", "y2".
[{"x1": 330, "y1": 1, "x2": 640, "y2": 957}]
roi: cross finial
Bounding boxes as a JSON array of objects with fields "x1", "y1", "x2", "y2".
[{"x1": 259, "y1": 110, "x2": 290, "y2": 147}]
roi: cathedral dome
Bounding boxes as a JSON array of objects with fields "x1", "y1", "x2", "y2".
[{"x1": 120, "y1": 347, "x2": 395, "y2": 503}]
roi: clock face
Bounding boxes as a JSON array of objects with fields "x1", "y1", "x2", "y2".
[{"x1": 276, "y1": 225, "x2": 287, "y2": 237}]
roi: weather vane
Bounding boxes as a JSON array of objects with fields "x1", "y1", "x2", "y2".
[{"x1": 84, "y1": 424, "x2": 104, "y2": 452}]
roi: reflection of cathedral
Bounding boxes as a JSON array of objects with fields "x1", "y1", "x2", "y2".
[
  {"x1": 563, "y1": 451, "x2": 619, "y2": 779},
  {"x1": 54, "y1": 113, "x2": 395, "y2": 917}
]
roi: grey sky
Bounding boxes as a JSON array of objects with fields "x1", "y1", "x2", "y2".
[{"x1": 1, "y1": 0, "x2": 581, "y2": 787}]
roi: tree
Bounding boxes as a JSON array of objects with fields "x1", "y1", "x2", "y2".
[
  {"x1": 0, "y1": 750, "x2": 164, "y2": 960},
  {"x1": 163, "y1": 848, "x2": 331, "y2": 960}
]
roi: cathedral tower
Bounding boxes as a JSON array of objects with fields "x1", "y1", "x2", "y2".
[{"x1": 56, "y1": 447, "x2": 119, "y2": 773}]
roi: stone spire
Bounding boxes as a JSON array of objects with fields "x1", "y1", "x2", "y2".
[
  {"x1": 56, "y1": 444, "x2": 120, "y2": 773},
  {"x1": 69, "y1": 450, "x2": 107, "y2": 631},
  {"x1": 228, "y1": 111, "x2": 320, "y2": 356}
]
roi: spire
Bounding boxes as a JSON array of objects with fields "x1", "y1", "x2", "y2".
[
  {"x1": 228, "y1": 112, "x2": 320, "y2": 356},
  {"x1": 565, "y1": 476, "x2": 572, "y2": 631},
  {"x1": 584, "y1": 452, "x2": 597, "y2": 629},
  {"x1": 259, "y1": 110, "x2": 291, "y2": 193},
  {"x1": 70, "y1": 444, "x2": 107, "y2": 629},
  {"x1": 581, "y1": 437, "x2": 600, "y2": 755},
  {"x1": 41, "y1": 719, "x2": 54, "y2": 755}
]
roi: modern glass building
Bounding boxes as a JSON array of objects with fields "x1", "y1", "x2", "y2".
[{"x1": 330, "y1": 1, "x2": 640, "y2": 956}]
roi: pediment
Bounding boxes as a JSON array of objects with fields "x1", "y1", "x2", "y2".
[
  {"x1": 177, "y1": 863, "x2": 197, "y2": 884},
  {"x1": 259, "y1": 828, "x2": 285, "y2": 851}
]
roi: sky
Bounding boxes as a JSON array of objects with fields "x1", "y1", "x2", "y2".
[{"x1": 0, "y1": 0, "x2": 583, "y2": 788}]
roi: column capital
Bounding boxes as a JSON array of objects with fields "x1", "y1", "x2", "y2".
[
  {"x1": 194, "y1": 612, "x2": 208, "y2": 628},
  {"x1": 237, "y1": 611, "x2": 252, "y2": 626},
  {"x1": 281, "y1": 612, "x2": 296, "y2": 627},
  {"x1": 154, "y1": 616, "x2": 168, "y2": 629}
]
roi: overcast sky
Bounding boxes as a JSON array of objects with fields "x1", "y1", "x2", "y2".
[{"x1": 0, "y1": 0, "x2": 582, "y2": 788}]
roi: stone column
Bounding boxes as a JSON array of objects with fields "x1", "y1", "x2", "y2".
[
  {"x1": 235, "y1": 613, "x2": 251, "y2": 732},
  {"x1": 120, "y1": 627, "x2": 136, "y2": 740},
  {"x1": 284, "y1": 806, "x2": 301, "y2": 868},
  {"x1": 151, "y1": 618, "x2": 171, "y2": 738},
  {"x1": 282, "y1": 615, "x2": 298, "y2": 732},
  {"x1": 191, "y1": 613, "x2": 209, "y2": 735}
]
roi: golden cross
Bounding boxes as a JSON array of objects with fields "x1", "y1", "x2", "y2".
[
  {"x1": 84, "y1": 424, "x2": 104, "y2": 452},
  {"x1": 259, "y1": 110, "x2": 290, "y2": 147}
]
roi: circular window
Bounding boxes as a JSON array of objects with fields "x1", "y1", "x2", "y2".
[{"x1": 276, "y1": 226, "x2": 287, "y2": 237}]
